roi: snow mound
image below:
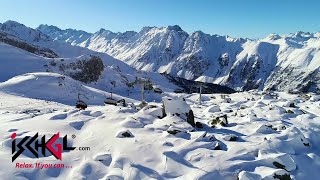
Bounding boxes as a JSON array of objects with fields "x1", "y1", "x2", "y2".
[
  {"x1": 162, "y1": 96, "x2": 191, "y2": 115},
  {"x1": 203, "y1": 105, "x2": 221, "y2": 113},
  {"x1": 238, "y1": 171, "x2": 262, "y2": 180},
  {"x1": 93, "y1": 153, "x2": 112, "y2": 166},
  {"x1": 69, "y1": 120, "x2": 85, "y2": 130}
]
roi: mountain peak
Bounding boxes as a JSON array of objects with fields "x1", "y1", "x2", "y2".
[
  {"x1": 118, "y1": 31, "x2": 138, "y2": 38},
  {"x1": 3, "y1": 20, "x2": 26, "y2": 28},
  {"x1": 167, "y1": 25, "x2": 183, "y2": 32},
  {"x1": 4, "y1": 20, "x2": 21, "y2": 25},
  {"x1": 287, "y1": 31, "x2": 314, "y2": 39},
  {"x1": 98, "y1": 28, "x2": 106, "y2": 32},
  {"x1": 191, "y1": 30, "x2": 208, "y2": 37},
  {"x1": 265, "y1": 33, "x2": 281, "y2": 40},
  {"x1": 97, "y1": 28, "x2": 114, "y2": 34},
  {"x1": 65, "y1": 28, "x2": 90, "y2": 35},
  {"x1": 140, "y1": 26, "x2": 155, "y2": 33},
  {"x1": 37, "y1": 24, "x2": 62, "y2": 33}
]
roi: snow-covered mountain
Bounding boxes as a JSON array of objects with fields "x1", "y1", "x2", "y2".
[
  {"x1": 37, "y1": 24, "x2": 92, "y2": 45},
  {"x1": 37, "y1": 24, "x2": 320, "y2": 93},
  {"x1": 1, "y1": 20, "x2": 320, "y2": 180},
  {"x1": 0, "y1": 30, "x2": 58, "y2": 58},
  {"x1": 1, "y1": 20, "x2": 319, "y2": 93},
  {"x1": 0, "y1": 20, "x2": 236, "y2": 96},
  {"x1": 1, "y1": 20, "x2": 106, "y2": 58},
  {"x1": 1, "y1": 20, "x2": 51, "y2": 42}
]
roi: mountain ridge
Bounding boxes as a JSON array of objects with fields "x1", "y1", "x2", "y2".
[{"x1": 1, "y1": 20, "x2": 320, "y2": 93}]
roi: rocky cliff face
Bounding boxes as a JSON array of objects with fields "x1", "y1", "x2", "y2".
[{"x1": 55, "y1": 55, "x2": 104, "y2": 83}]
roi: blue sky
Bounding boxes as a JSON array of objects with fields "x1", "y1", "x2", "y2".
[{"x1": 0, "y1": 0, "x2": 319, "y2": 38}]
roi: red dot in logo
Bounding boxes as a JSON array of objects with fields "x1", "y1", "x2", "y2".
[{"x1": 11, "y1": 133, "x2": 17, "y2": 139}]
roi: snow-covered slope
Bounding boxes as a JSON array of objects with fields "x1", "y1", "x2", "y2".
[
  {"x1": 0, "y1": 42, "x2": 179, "y2": 102},
  {"x1": 0, "y1": 42, "x2": 51, "y2": 82},
  {"x1": 261, "y1": 32, "x2": 320, "y2": 92},
  {"x1": 0, "y1": 88, "x2": 319, "y2": 179},
  {"x1": 0, "y1": 72, "x2": 137, "y2": 105},
  {"x1": 37, "y1": 23, "x2": 320, "y2": 92}
]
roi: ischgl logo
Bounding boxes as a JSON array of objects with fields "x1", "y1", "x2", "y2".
[{"x1": 11, "y1": 132, "x2": 76, "y2": 162}]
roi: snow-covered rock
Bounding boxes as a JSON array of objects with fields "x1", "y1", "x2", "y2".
[
  {"x1": 258, "y1": 151, "x2": 296, "y2": 171},
  {"x1": 208, "y1": 114, "x2": 228, "y2": 127},
  {"x1": 140, "y1": 104, "x2": 164, "y2": 118},
  {"x1": 254, "y1": 166, "x2": 291, "y2": 180},
  {"x1": 116, "y1": 129, "x2": 134, "y2": 138},
  {"x1": 162, "y1": 96, "x2": 191, "y2": 115},
  {"x1": 309, "y1": 95, "x2": 320, "y2": 102},
  {"x1": 255, "y1": 124, "x2": 277, "y2": 134}
]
